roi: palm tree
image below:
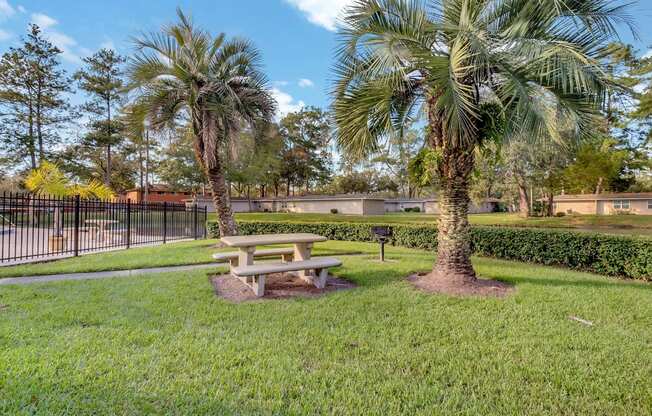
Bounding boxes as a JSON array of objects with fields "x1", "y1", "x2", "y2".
[
  {"x1": 333, "y1": 0, "x2": 632, "y2": 284},
  {"x1": 128, "y1": 9, "x2": 276, "y2": 236},
  {"x1": 25, "y1": 161, "x2": 115, "y2": 200},
  {"x1": 25, "y1": 161, "x2": 114, "y2": 238}
]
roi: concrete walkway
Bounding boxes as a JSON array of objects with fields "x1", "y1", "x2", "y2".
[
  {"x1": 0, "y1": 252, "x2": 365, "y2": 286},
  {"x1": 0, "y1": 263, "x2": 224, "y2": 286}
]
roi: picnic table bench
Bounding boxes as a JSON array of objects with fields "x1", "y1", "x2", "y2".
[
  {"x1": 212, "y1": 247, "x2": 295, "y2": 267},
  {"x1": 219, "y1": 233, "x2": 342, "y2": 297}
]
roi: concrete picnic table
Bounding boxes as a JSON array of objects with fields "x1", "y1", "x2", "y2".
[{"x1": 220, "y1": 233, "x2": 327, "y2": 278}]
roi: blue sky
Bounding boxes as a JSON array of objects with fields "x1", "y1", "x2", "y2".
[{"x1": 1, "y1": 0, "x2": 652, "y2": 116}]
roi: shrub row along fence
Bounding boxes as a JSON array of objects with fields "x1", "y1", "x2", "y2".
[
  {"x1": 207, "y1": 221, "x2": 651, "y2": 280},
  {"x1": 1, "y1": 192, "x2": 207, "y2": 264}
]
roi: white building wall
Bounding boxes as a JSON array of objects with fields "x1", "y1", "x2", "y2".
[
  {"x1": 598, "y1": 199, "x2": 651, "y2": 215},
  {"x1": 363, "y1": 199, "x2": 386, "y2": 215},
  {"x1": 287, "y1": 199, "x2": 367, "y2": 214},
  {"x1": 554, "y1": 197, "x2": 652, "y2": 215},
  {"x1": 384, "y1": 200, "x2": 427, "y2": 212},
  {"x1": 189, "y1": 196, "x2": 503, "y2": 215}
]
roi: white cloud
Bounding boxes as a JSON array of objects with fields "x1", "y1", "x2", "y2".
[
  {"x1": 100, "y1": 38, "x2": 115, "y2": 51},
  {"x1": 0, "y1": 0, "x2": 15, "y2": 19},
  {"x1": 284, "y1": 0, "x2": 353, "y2": 31},
  {"x1": 0, "y1": 1, "x2": 15, "y2": 41},
  {"x1": 47, "y1": 31, "x2": 79, "y2": 63},
  {"x1": 31, "y1": 12, "x2": 56, "y2": 29},
  {"x1": 17, "y1": 5, "x2": 25, "y2": 13},
  {"x1": 0, "y1": 28, "x2": 11, "y2": 41},
  {"x1": 29, "y1": 13, "x2": 82, "y2": 63},
  {"x1": 642, "y1": 49, "x2": 652, "y2": 59},
  {"x1": 298, "y1": 78, "x2": 314, "y2": 88},
  {"x1": 270, "y1": 87, "x2": 305, "y2": 118}
]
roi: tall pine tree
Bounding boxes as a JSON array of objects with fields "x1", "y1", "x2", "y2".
[
  {"x1": 0, "y1": 24, "x2": 71, "y2": 169},
  {"x1": 74, "y1": 49, "x2": 126, "y2": 186}
]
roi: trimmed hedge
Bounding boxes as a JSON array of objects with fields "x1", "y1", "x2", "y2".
[{"x1": 207, "y1": 220, "x2": 652, "y2": 280}]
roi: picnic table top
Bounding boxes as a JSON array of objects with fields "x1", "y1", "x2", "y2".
[{"x1": 220, "y1": 233, "x2": 327, "y2": 248}]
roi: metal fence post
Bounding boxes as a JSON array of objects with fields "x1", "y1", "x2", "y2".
[
  {"x1": 203, "y1": 206, "x2": 207, "y2": 239},
  {"x1": 163, "y1": 201, "x2": 167, "y2": 244},
  {"x1": 126, "y1": 198, "x2": 131, "y2": 249},
  {"x1": 73, "y1": 195, "x2": 80, "y2": 256},
  {"x1": 193, "y1": 204, "x2": 198, "y2": 240}
]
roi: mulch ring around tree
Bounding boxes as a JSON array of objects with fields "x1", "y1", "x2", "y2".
[
  {"x1": 210, "y1": 272, "x2": 356, "y2": 303},
  {"x1": 407, "y1": 272, "x2": 515, "y2": 298}
]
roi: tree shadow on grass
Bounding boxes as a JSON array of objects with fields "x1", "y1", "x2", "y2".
[
  {"x1": 339, "y1": 253, "x2": 650, "y2": 293},
  {"x1": 493, "y1": 273, "x2": 651, "y2": 291},
  {"x1": 312, "y1": 249, "x2": 365, "y2": 256},
  {"x1": 336, "y1": 268, "x2": 406, "y2": 288}
]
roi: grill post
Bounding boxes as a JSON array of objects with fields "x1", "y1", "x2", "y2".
[
  {"x1": 371, "y1": 226, "x2": 392, "y2": 262},
  {"x1": 126, "y1": 198, "x2": 131, "y2": 249},
  {"x1": 73, "y1": 195, "x2": 80, "y2": 256},
  {"x1": 163, "y1": 201, "x2": 167, "y2": 244}
]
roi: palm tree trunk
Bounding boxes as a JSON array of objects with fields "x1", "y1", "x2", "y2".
[
  {"x1": 207, "y1": 165, "x2": 238, "y2": 237},
  {"x1": 434, "y1": 146, "x2": 476, "y2": 281},
  {"x1": 427, "y1": 93, "x2": 476, "y2": 282},
  {"x1": 517, "y1": 179, "x2": 530, "y2": 218},
  {"x1": 198, "y1": 110, "x2": 238, "y2": 237}
]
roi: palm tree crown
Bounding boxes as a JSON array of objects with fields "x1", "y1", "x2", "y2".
[
  {"x1": 128, "y1": 9, "x2": 276, "y2": 236},
  {"x1": 333, "y1": 0, "x2": 632, "y2": 156},
  {"x1": 25, "y1": 161, "x2": 114, "y2": 199}
]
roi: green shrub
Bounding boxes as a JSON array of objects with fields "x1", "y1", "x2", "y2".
[
  {"x1": 330, "y1": 208, "x2": 338, "y2": 214},
  {"x1": 206, "y1": 220, "x2": 651, "y2": 280},
  {"x1": 555, "y1": 212, "x2": 566, "y2": 217}
]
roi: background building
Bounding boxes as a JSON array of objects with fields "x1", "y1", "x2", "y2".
[
  {"x1": 553, "y1": 193, "x2": 652, "y2": 215},
  {"x1": 120, "y1": 184, "x2": 194, "y2": 203},
  {"x1": 186, "y1": 195, "x2": 500, "y2": 215}
]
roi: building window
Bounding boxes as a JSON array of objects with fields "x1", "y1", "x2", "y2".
[
  {"x1": 648, "y1": 200, "x2": 652, "y2": 209},
  {"x1": 613, "y1": 200, "x2": 630, "y2": 210}
]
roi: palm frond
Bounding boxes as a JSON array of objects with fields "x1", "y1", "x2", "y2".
[
  {"x1": 127, "y1": 10, "x2": 275, "y2": 171},
  {"x1": 332, "y1": 0, "x2": 634, "y2": 159}
]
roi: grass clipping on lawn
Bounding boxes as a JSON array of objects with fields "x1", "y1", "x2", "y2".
[
  {"x1": 211, "y1": 272, "x2": 355, "y2": 302},
  {"x1": 408, "y1": 272, "x2": 514, "y2": 298}
]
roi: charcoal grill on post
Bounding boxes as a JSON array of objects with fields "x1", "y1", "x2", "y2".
[{"x1": 371, "y1": 226, "x2": 392, "y2": 262}]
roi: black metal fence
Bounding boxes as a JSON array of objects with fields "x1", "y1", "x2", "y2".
[{"x1": 0, "y1": 192, "x2": 207, "y2": 264}]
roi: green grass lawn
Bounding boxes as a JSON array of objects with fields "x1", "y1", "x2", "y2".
[
  {"x1": 0, "y1": 240, "x2": 221, "y2": 278},
  {"x1": 0, "y1": 239, "x2": 366, "y2": 278},
  {"x1": 1, "y1": 241, "x2": 650, "y2": 414},
  {"x1": 229, "y1": 212, "x2": 652, "y2": 234}
]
